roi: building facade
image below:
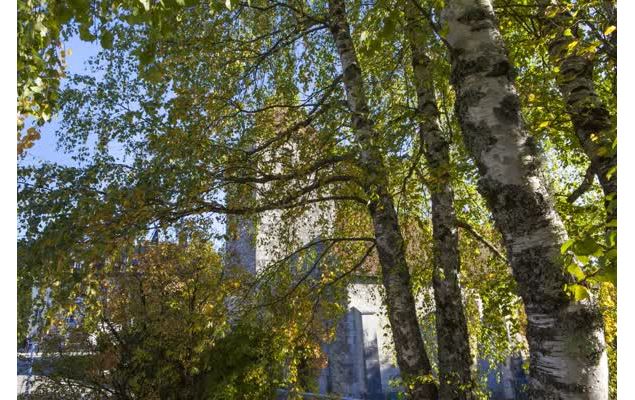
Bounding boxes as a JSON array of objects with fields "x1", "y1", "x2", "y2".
[{"x1": 225, "y1": 194, "x2": 527, "y2": 400}]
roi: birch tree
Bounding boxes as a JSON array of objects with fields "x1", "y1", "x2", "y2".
[
  {"x1": 326, "y1": 0, "x2": 437, "y2": 397},
  {"x1": 443, "y1": 0, "x2": 608, "y2": 397},
  {"x1": 17, "y1": 0, "x2": 617, "y2": 398},
  {"x1": 538, "y1": 0, "x2": 616, "y2": 221},
  {"x1": 402, "y1": 3, "x2": 475, "y2": 398}
]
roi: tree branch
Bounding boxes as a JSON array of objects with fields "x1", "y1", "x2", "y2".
[
  {"x1": 567, "y1": 165, "x2": 595, "y2": 203},
  {"x1": 455, "y1": 220, "x2": 507, "y2": 263}
]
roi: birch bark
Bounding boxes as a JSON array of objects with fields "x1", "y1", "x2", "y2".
[
  {"x1": 443, "y1": 1, "x2": 608, "y2": 398},
  {"x1": 541, "y1": 1, "x2": 616, "y2": 222},
  {"x1": 327, "y1": 0, "x2": 437, "y2": 398},
  {"x1": 404, "y1": 6, "x2": 475, "y2": 399}
]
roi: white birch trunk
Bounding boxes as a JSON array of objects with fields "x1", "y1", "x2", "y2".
[
  {"x1": 442, "y1": 1, "x2": 608, "y2": 398},
  {"x1": 327, "y1": 0, "x2": 437, "y2": 398},
  {"x1": 404, "y1": 6, "x2": 476, "y2": 399},
  {"x1": 541, "y1": 0, "x2": 616, "y2": 207}
]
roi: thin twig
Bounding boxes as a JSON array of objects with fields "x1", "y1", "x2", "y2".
[{"x1": 455, "y1": 220, "x2": 507, "y2": 263}]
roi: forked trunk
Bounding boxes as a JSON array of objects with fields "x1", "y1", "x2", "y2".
[{"x1": 443, "y1": 0, "x2": 608, "y2": 398}]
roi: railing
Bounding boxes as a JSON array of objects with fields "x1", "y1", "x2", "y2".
[{"x1": 276, "y1": 388, "x2": 361, "y2": 400}]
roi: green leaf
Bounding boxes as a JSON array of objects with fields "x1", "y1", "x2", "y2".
[
  {"x1": 439, "y1": 22, "x2": 449, "y2": 38},
  {"x1": 100, "y1": 31, "x2": 114, "y2": 49},
  {"x1": 561, "y1": 238, "x2": 575, "y2": 254},
  {"x1": 137, "y1": 46, "x2": 155, "y2": 66},
  {"x1": 144, "y1": 65, "x2": 163, "y2": 82},
  {"x1": 545, "y1": 6, "x2": 559, "y2": 18},
  {"x1": 573, "y1": 237, "x2": 600, "y2": 256},
  {"x1": 566, "y1": 263, "x2": 585, "y2": 281},
  {"x1": 79, "y1": 24, "x2": 95, "y2": 41},
  {"x1": 576, "y1": 255, "x2": 589, "y2": 264},
  {"x1": 592, "y1": 263, "x2": 617, "y2": 285},
  {"x1": 29, "y1": 85, "x2": 43, "y2": 94},
  {"x1": 380, "y1": 15, "x2": 397, "y2": 40},
  {"x1": 567, "y1": 284, "x2": 590, "y2": 301},
  {"x1": 34, "y1": 21, "x2": 48, "y2": 37}
]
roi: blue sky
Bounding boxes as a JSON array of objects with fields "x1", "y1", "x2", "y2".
[
  {"x1": 17, "y1": 34, "x2": 227, "y2": 247},
  {"x1": 20, "y1": 36, "x2": 101, "y2": 167}
]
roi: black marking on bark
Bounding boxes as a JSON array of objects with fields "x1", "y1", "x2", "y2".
[
  {"x1": 486, "y1": 60, "x2": 515, "y2": 79},
  {"x1": 459, "y1": 120, "x2": 497, "y2": 163},
  {"x1": 447, "y1": 0, "x2": 610, "y2": 395},
  {"x1": 457, "y1": 7, "x2": 494, "y2": 31},
  {"x1": 452, "y1": 56, "x2": 492, "y2": 83},
  {"x1": 522, "y1": 135, "x2": 542, "y2": 173},
  {"x1": 494, "y1": 94, "x2": 521, "y2": 125},
  {"x1": 477, "y1": 181, "x2": 553, "y2": 239},
  {"x1": 459, "y1": 88, "x2": 486, "y2": 108},
  {"x1": 569, "y1": 85, "x2": 591, "y2": 95}
]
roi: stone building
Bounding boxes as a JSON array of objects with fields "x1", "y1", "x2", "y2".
[
  {"x1": 226, "y1": 188, "x2": 404, "y2": 399},
  {"x1": 225, "y1": 195, "x2": 527, "y2": 400}
]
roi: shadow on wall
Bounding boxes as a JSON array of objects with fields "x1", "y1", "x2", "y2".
[{"x1": 478, "y1": 356, "x2": 529, "y2": 400}]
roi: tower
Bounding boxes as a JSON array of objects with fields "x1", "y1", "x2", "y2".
[{"x1": 225, "y1": 192, "x2": 401, "y2": 399}]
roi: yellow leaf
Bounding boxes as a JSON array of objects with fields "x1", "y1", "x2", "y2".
[
  {"x1": 538, "y1": 121, "x2": 550, "y2": 129},
  {"x1": 580, "y1": 43, "x2": 599, "y2": 55},
  {"x1": 604, "y1": 25, "x2": 616, "y2": 36},
  {"x1": 545, "y1": 6, "x2": 559, "y2": 18},
  {"x1": 567, "y1": 40, "x2": 579, "y2": 52}
]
